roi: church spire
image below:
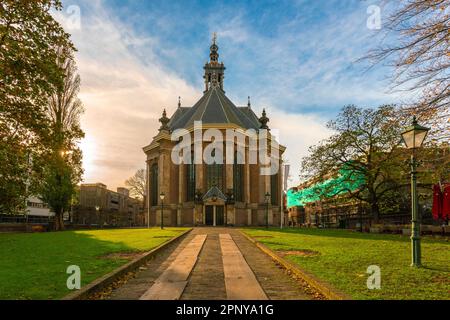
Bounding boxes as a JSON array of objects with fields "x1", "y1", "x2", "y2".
[
  {"x1": 210, "y1": 32, "x2": 219, "y2": 62},
  {"x1": 203, "y1": 33, "x2": 226, "y2": 92}
]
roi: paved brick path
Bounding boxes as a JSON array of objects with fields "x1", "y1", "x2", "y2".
[{"x1": 107, "y1": 228, "x2": 314, "y2": 300}]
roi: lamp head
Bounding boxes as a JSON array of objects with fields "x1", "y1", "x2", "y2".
[{"x1": 401, "y1": 116, "x2": 430, "y2": 149}]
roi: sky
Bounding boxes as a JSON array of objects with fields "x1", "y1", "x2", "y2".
[{"x1": 55, "y1": 0, "x2": 403, "y2": 190}]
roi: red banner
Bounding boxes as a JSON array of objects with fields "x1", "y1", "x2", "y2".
[
  {"x1": 443, "y1": 185, "x2": 450, "y2": 220},
  {"x1": 432, "y1": 184, "x2": 442, "y2": 220}
]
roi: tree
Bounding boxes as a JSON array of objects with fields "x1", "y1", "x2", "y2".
[
  {"x1": 39, "y1": 52, "x2": 84, "y2": 231},
  {"x1": 0, "y1": 142, "x2": 31, "y2": 214},
  {"x1": 420, "y1": 142, "x2": 450, "y2": 185},
  {"x1": 300, "y1": 105, "x2": 407, "y2": 221},
  {"x1": 125, "y1": 169, "x2": 146, "y2": 200},
  {"x1": 40, "y1": 153, "x2": 77, "y2": 231},
  {"x1": 364, "y1": 0, "x2": 449, "y2": 141},
  {"x1": 0, "y1": 0, "x2": 74, "y2": 214}
]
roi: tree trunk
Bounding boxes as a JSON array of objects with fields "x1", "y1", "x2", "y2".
[
  {"x1": 367, "y1": 186, "x2": 380, "y2": 224},
  {"x1": 54, "y1": 211, "x2": 65, "y2": 231},
  {"x1": 371, "y1": 202, "x2": 380, "y2": 223}
]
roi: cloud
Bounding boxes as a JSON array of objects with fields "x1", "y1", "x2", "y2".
[
  {"x1": 57, "y1": 0, "x2": 199, "y2": 190},
  {"x1": 206, "y1": 0, "x2": 406, "y2": 116},
  {"x1": 270, "y1": 111, "x2": 333, "y2": 186}
]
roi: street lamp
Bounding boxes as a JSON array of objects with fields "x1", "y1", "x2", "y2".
[
  {"x1": 159, "y1": 192, "x2": 165, "y2": 230},
  {"x1": 401, "y1": 116, "x2": 430, "y2": 267},
  {"x1": 147, "y1": 202, "x2": 150, "y2": 229},
  {"x1": 194, "y1": 189, "x2": 203, "y2": 204},
  {"x1": 265, "y1": 192, "x2": 271, "y2": 229},
  {"x1": 95, "y1": 206, "x2": 100, "y2": 228},
  {"x1": 225, "y1": 189, "x2": 235, "y2": 227}
]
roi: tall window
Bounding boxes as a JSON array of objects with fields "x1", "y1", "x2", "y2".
[
  {"x1": 271, "y1": 173, "x2": 279, "y2": 205},
  {"x1": 233, "y1": 152, "x2": 244, "y2": 202},
  {"x1": 206, "y1": 163, "x2": 224, "y2": 191},
  {"x1": 186, "y1": 153, "x2": 196, "y2": 201},
  {"x1": 206, "y1": 149, "x2": 224, "y2": 191},
  {"x1": 151, "y1": 164, "x2": 158, "y2": 206}
]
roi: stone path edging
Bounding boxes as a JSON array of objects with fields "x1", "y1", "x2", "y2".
[
  {"x1": 239, "y1": 230, "x2": 351, "y2": 300},
  {"x1": 140, "y1": 234, "x2": 207, "y2": 300},
  {"x1": 62, "y1": 228, "x2": 193, "y2": 300},
  {"x1": 220, "y1": 233, "x2": 268, "y2": 300}
]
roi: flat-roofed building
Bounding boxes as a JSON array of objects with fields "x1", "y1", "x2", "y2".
[{"x1": 76, "y1": 183, "x2": 144, "y2": 226}]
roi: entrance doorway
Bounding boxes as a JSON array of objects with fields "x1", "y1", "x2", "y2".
[
  {"x1": 204, "y1": 205, "x2": 225, "y2": 226},
  {"x1": 216, "y1": 206, "x2": 224, "y2": 226},
  {"x1": 205, "y1": 206, "x2": 214, "y2": 226}
]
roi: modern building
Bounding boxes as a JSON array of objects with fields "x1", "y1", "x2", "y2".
[
  {"x1": 26, "y1": 196, "x2": 53, "y2": 218},
  {"x1": 76, "y1": 183, "x2": 145, "y2": 226},
  {"x1": 143, "y1": 37, "x2": 286, "y2": 227},
  {"x1": 0, "y1": 197, "x2": 53, "y2": 226}
]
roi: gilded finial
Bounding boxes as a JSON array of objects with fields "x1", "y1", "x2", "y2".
[
  {"x1": 212, "y1": 32, "x2": 217, "y2": 45},
  {"x1": 178, "y1": 96, "x2": 181, "y2": 108}
]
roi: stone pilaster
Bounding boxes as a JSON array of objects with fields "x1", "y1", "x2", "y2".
[
  {"x1": 225, "y1": 164, "x2": 233, "y2": 191},
  {"x1": 177, "y1": 164, "x2": 184, "y2": 226},
  {"x1": 157, "y1": 149, "x2": 172, "y2": 225},
  {"x1": 244, "y1": 149, "x2": 251, "y2": 225},
  {"x1": 146, "y1": 161, "x2": 151, "y2": 227},
  {"x1": 225, "y1": 163, "x2": 234, "y2": 224}
]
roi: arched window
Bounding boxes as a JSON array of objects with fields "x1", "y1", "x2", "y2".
[
  {"x1": 233, "y1": 152, "x2": 244, "y2": 202},
  {"x1": 271, "y1": 173, "x2": 279, "y2": 205},
  {"x1": 186, "y1": 153, "x2": 196, "y2": 201},
  {"x1": 151, "y1": 164, "x2": 158, "y2": 206}
]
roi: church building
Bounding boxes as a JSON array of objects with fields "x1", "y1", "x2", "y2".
[{"x1": 143, "y1": 37, "x2": 286, "y2": 227}]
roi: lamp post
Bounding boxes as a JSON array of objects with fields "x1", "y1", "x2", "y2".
[
  {"x1": 401, "y1": 116, "x2": 430, "y2": 268},
  {"x1": 225, "y1": 189, "x2": 235, "y2": 227},
  {"x1": 159, "y1": 192, "x2": 165, "y2": 230},
  {"x1": 147, "y1": 205, "x2": 150, "y2": 229},
  {"x1": 95, "y1": 206, "x2": 100, "y2": 228},
  {"x1": 265, "y1": 192, "x2": 271, "y2": 229}
]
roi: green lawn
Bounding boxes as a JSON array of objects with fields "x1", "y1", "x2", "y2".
[
  {"x1": 0, "y1": 228, "x2": 188, "y2": 300},
  {"x1": 242, "y1": 228, "x2": 450, "y2": 300}
]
